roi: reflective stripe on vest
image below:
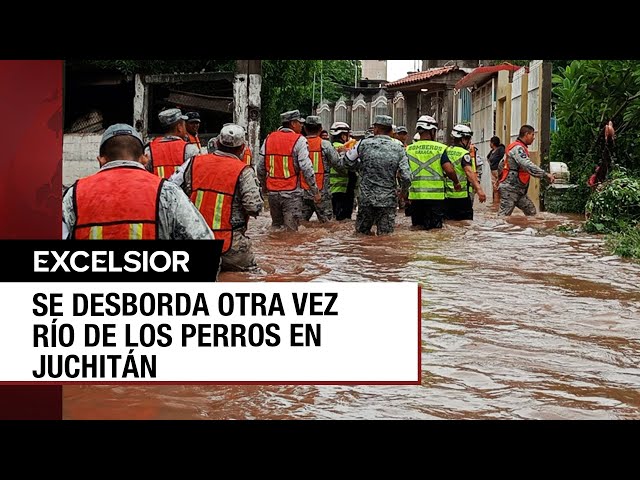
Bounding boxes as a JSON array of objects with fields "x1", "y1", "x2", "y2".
[
  {"x1": 301, "y1": 136, "x2": 325, "y2": 191},
  {"x1": 73, "y1": 166, "x2": 161, "y2": 240},
  {"x1": 243, "y1": 145, "x2": 252, "y2": 166},
  {"x1": 149, "y1": 138, "x2": 188, "y2": 179},
  {"x1": 187, "y1": 133, "x2": 201, "y2": 150},
  {"x1": 190, "y1": 153, "x2": 246, "y2": 254},
  {"x1": 264, "y1": 130, "x2": 300, "y2": 191},
  {"x1": 330, "y1": 141, "x2": 348, "y2": 194},
  {"x1": 406, "y1": 140, "x2": 447, "y2": 200},
  {"x1": 444, "y1": 146, "x2": 470, "y2": 199},
  {"x1": 499, "y1": 139, "x2": 530, "y2": 185}
]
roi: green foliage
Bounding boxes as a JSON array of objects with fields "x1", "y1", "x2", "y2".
[
  {"x1": 584, "y1": 171, "x2": 640, "y2": 233},
  {"x1": 544, "y1": 184, "x2": 591, "y2": 214},
  {"x1": 261, "y1": 60, "x2": 360, "y2": 135},
  {"x1": 549, "y1": 60, "x2": 640, "y2": 213},
  {"x1": 605, "y1": 226, "x2": 640, "y2": 260}
]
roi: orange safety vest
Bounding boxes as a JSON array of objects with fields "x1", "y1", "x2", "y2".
[
  {"x1": 190, "y1": 153, "x2": 246, "y2": 254},
  {"x1": 186, "y1": 132, "x2": 201, "y2": 150},
  {"x1": 264, "y1": 130, "x2": 300, "y2": 191},
  {"x1": 301, "y1": 136, "x2": 325, "y2": 191},
  {"x1": 243, "y1": 145, "x2": 252, "y2": 166},
  {"x1": 73, "y1": 166, "x2": 161, "y2": 240},
  {"x1": 149, "y1": 138, "x2": 187, "y2": 179},
  {"x1": 499, "y1": 139, "x2": 531, "y2": 185}
]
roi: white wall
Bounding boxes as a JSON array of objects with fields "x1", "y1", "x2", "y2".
[{"x1": 63, "y1": 134, "x2": 102, "y2": 187}]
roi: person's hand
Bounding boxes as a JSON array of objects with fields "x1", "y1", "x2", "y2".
[
  {"x1": 546, "y1": 173, "x2": 556, "y2": 184},
  {"x1": 313, "y1": 192, "x2": 322, "y2": 204},
  {"x1": 336, "y1": 146, "x2": 347, "y2": 153},
  {"x1": 454, "y1": 182, "x2": 462, "y2": 192},
  {"x1": 478, "y1": 189, "x2": 487, "y2": 203}
]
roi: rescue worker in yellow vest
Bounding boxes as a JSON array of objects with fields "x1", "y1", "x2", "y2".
[
  {"x1": 301, "y1": 116, "x2": 339, "y2": 222},
  {"x1": 497, "y1": 124, "x2": 555, "y2": 216},
  {"x1": 170, "y1": 123, "x2": 263, "y2": 271},
  {"x1": 406, "y1": 115, "x2": 461, "y2": 229},
  {"x1": 329, "y1": 121, "x2": 357, "y2": 221},
  {"x1": 184, "y1": 111, "x2": 205, "y2": 153},
  {"x1": 257, "y1": 110, "x2": 321, "y2": 231},
  {"x1": 443, "y1": 124, "x2": 487, "y2": 220},
  {"x1": 62, "y1": 123, "x2": 214, "y2": 241},
  {"x1": 145, "y1": 108, "x2": 199, "y2": 179}
]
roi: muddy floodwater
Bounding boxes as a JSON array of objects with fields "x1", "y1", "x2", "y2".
[{"x1": 64, "y1": 203, "x2": 640, "y2": 419}]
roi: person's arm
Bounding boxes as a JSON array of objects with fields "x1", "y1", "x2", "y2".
[
  {"x1": 440, "y1": 149, "x2": 461, "y2": 190},
  {"x1": 461, "y1": 154, "x2": 486, "y2": 202},
  {"x1": 514, "y1": 145, "x2": 555, "y2": 182},
  {"x1": 184, "y1": 143, "x2": 200, "y2": 162},
  {"x1": 256, "y1": 139, "x2": 267, "y2": 190},
  {"x1": 61, "y1": 186, "x2": 76, "y2": 238},
  {"x1": 168, "y1": 157, "x2": 192, "y2": 196},
  {"x1": 398, "y1": 149, "x2": 412, "y2": 198},
  {"x1": 158, "y1": 181, "x2": 214, "y2": 240},
  {"x1": 322, "y1": 140, "x2": 340, "y2": 171},
  {"x1": 294, "y1": 136, "x2": 320, "y2": 201},
  {"x1": 238, "y1": 167, "x2": 263, "y2": 217},
  {"x1": 341, "y1": 140, "x2": 362, "y2": 170}
]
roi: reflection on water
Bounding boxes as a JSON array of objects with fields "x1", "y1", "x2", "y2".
[{"x1": 64, "y1": 204, "x2": 640, "y2": 419}]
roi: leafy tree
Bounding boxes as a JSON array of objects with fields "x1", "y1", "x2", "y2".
[
  {"x1": 260, "y1": 60, "x2": 360, "y2": 135},
  {"x1": 550, "y1": 60, "x2": 640, "y2": 192}
]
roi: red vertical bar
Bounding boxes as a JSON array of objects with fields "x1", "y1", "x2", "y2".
[{"x1": 0, "y1": 60, "x2": 63, "y2": 419}]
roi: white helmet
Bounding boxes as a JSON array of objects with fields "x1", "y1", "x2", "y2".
[
  {"x1": 416, "y1": 115, "x2": 438, "y2": 131},
  {"x1": 451, "y1": 124, "x2": 473, "y2": 138},
  {"x1": 329, "y1": 121, "x2": 350, "y2": 136}
]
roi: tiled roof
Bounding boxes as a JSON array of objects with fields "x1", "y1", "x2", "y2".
[
  {"x1": 455, "y1": 64, "x2": 523, "y2": 90},
  {"x1": 385, "y1": 66, "x2": 459, "y2": 88}
]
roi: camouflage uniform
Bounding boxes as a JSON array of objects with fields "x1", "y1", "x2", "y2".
[
  {"x1": 144, "y1": 109, "x2": 200, "y2": 174},
  {"x1": 301, "y1": 134, "x2": 339, "y2": 222},
  {"x1": 62, "y1": 160, "x2": 213, "y2": 240},
  {"x1": 170, "y1": 131, "x2": 263, "y2": 271},
  {"x1": 144, "y1": 135, "x2": 200, "y2": 173},
  {"x1": 257, "y1": 111, "x2": 319, "y2": 231},
  {"x1": 340, "y1": 115, "x2": 411, "y2": 235},
  {"x1": 497, "y1": 141, "x2": 547, "y2": 216}
]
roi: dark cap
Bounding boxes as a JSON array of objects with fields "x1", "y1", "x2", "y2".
[{"x1": 185, "y1": 111, "x2": 201, "y2": 122}]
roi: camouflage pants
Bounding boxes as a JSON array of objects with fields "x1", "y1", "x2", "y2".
[
  {"x1": 221, "y1": 230, "x2": 257, "y2": 272},
  {"x1": 498, "y1": 184, "x2": 536, "y2": 216},
  {"x1": 355, "y1": 205, "x2": 397, "y2": 235},
  {"x1": 301, "y1": 195, "x2": 333, "y2": 222},
  {"x1": 268, "y1": 192, "x2": 302, "y2": 231}
]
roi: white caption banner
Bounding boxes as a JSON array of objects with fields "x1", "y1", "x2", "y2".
[{"x1": 0, "y1": 282, "x2": 419, "y2": 383}]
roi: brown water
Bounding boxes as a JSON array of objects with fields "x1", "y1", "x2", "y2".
[{"x1": 64, "y1": 204, "x2": 640, "y2": 419}]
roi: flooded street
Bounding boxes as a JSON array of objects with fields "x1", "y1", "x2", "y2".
[{"x1": 64, "y1": 203, "x2": 640, "y2": 419}]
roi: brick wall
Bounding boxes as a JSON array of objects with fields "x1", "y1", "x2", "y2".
[{"x1": 62, "y1": 134, "x2": 102, "y2": 187}]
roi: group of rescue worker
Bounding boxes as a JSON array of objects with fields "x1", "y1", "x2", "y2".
[{"x1": 62, "y1": 105, "x2": 556, "y2": 274}]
